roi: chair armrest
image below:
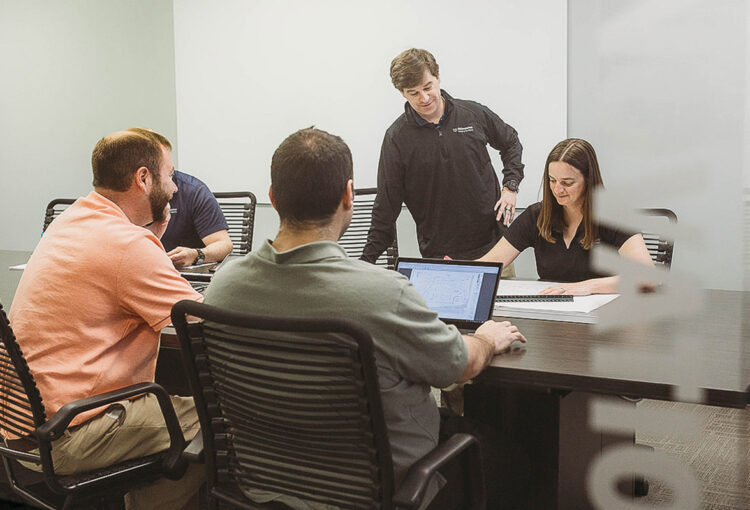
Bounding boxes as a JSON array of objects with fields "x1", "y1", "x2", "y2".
[
  {"x1": 0, "y1": 444, "x2": 41, "y2": 464},
  {"x1": 34, "y1": 382, "x2": 186, "y2": 479},
  {"x1": 182, "y1": 430, "x2": 204, "y2": 463},
  {"x1": 393, "y1": 432, "x2": 485, "y2": 510},
  {"x1": 36, "y1": 382, "x2": 174, "y2": 441}
]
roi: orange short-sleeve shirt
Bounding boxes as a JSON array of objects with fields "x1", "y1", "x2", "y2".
[{"x1": 8, "y1": 192, "x2": 201, "y2": 431}]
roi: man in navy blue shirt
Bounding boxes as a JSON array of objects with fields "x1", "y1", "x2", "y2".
[{"x1": 161, "y1": 170, "x2": 233, "y2": 268}]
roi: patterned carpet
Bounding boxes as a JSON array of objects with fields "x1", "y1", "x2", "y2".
[{"x1": 637, "y1": 400, "x2": 749, "y2": 509}]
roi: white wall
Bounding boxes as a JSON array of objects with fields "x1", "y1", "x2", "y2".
[
  {"x1": 0, "y1": 0, "x2": 178, "y2": 251},
  {"x1": 568, "y1": 0, "x2": 748, "y2": 290},
  {"x1": 171, "y1": 0, "x2": 567, "y2": 209},
  {"x1": 1, "y1": 1, "x2": 747, "y2": 290}
]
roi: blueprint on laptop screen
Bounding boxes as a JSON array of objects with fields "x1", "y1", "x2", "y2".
[{"x1": 410, "y1": 267, "x2": 483, "y2": 320}]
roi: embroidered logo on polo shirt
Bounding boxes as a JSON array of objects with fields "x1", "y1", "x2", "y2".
[{"x1": 453, "y1": 126, "x2": 474, "y2": 133}]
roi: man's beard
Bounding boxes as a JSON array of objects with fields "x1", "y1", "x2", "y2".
[{"x1": 149, "y1": 182, "x2": 172, "y2": 223}]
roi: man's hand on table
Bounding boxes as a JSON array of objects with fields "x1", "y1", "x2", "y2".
[{"x1": 474, "y1": 320, "x2": 526, "y2": 353}]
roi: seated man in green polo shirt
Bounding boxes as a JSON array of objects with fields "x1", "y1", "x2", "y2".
[{"x1": 204, "y1": 127, "x2": 527, "y2": 509}]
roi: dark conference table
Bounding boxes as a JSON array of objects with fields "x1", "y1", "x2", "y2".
[
  {"x1": 466, "y1": 289, "x2": 749, "y2": 510},
  {"x1": 156, "y1": 290, "x2": 750, "y2": 510},
  {"x1": 4, "y1": 244, "x2": 747, "y2": 509},
  {"x1": 7, "y1": 249, "x2": 745, "y2": 507}
]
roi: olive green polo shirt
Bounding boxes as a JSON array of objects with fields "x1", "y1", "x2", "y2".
[{"x1": 205, "y1": 240, "x2": 468, "y2": 508}]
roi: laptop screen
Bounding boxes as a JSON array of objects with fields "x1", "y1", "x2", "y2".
[
  {"x1": 395, "y1": 258, "x2": 503, "y2": 329},
  {"x1": 211, "y1": 252, "x2": 243, "y2": 273}
]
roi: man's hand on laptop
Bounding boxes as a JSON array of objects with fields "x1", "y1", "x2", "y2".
[
  {"x1": 474, "y1": 320, "x2": 526, "y2": 353},
  {"x1": 168, "y1": 246, "x2": 200, "y2": 268}
]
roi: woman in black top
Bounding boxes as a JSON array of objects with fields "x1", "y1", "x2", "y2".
[{"x1": 480, "y1": 138, "x2": 653, "y2": 295}]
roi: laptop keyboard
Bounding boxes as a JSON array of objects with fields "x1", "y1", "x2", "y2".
[{"x1": 189, "y1": 281, "x2": 209, "y2": 294}]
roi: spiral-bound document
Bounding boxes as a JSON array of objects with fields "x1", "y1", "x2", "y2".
[{"x1": 494, "y1": 280, "x2": 618, "y2": 323}]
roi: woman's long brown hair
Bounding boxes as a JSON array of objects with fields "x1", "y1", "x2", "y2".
[{"x1": 537, "y1": 138, "x2": 604, "y2": 249}]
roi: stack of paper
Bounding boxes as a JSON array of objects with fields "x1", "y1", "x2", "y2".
[{"x1": 494, "y1": 280, "x2": 618, "y2": 323}]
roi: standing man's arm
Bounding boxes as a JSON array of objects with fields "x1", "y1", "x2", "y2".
[
  {"x1": 482, "y1": 107, "x2": 524, "y2": 226},
  {"x1": 361, "y1": 134, "x2": 405, "y2": 263}
]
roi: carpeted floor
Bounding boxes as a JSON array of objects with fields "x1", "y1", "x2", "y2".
[{"x1": 637, "y1": 399, "x2": 749, "y2": 509}]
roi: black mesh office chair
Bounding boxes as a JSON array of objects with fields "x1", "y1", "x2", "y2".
[
  {"x1": 43, "y1": 194, "x2": 257, "y2": 255},
  {"x1": 340, "y1": 188, "x2": 398, "y2": 269},
  {"x1": 639, "y1": 208, "x2": 677, "y2": 268},
  {"x1": 172, "y1": 300, "x2": 486, "y2": 510},
  {"x1": 42, "y1": 198, "x2": 76, "y2": 233},
  {"x1": 0, "y1": 302, "x2": 189, "y2": 509},
  {"x1": 213, "y1": 192, "x2": 256, "y2": 255}
]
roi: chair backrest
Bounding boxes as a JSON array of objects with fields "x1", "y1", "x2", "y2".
[
  {"x1": 171, "y1": 300, "x2": 395, "y2": 510},
  {"x1": 42, "y1": 198, "x2": 76, "y2": 234},
  {"x1": 43, "y1": 194, "x2": 257, "y2": 255},
  {"x1": 639, "y1": 208, "x2": 677, "y2": 268},
  {"x1": 0, "y1": 303, "x2": 46, "y2": 442},
  {"x1": 213, "y1": 192, "x2": 256, "y2": 255},
  {"x1": 340, "y1": 188, "x2": 398, "y2": 269}
]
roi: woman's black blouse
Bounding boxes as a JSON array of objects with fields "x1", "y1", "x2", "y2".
[{"x1": 504, "y1": 202, "x2": 633, "y2": 282}]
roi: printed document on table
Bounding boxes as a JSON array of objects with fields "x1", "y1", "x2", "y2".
[{"x1": 494, "y1": 280, "x2": 618, "y2": 323}]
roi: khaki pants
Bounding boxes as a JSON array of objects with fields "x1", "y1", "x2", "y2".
[{"x1": 27, "y1": 394, "x2": 203, "y2": 510}]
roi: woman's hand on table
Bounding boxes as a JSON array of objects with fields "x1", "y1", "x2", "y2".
[{"x1": 540, "y1": 281, "x2": 594, "y2": 296}]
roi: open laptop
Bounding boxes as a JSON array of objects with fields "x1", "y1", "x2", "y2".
[
  {"x1": 395, "y1": 257, "x2": 503, "y2": 332},
  {"x1": 211, "y1": 252, "x2": 243, "y2": 273},
  {"x1": 181, "y1": 252, "x2": 244, "y2": 293},
  {"x1": 178, "y1": 262, "x2": 217, "y2": 283},
  {"x1": 179, "y1": 252, "x2": 244, "y2": 282}
]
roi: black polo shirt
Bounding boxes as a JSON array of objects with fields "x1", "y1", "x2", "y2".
[
  {"x1": 505, "y1": 202, "x2": 633, "y2": 282},
  {"x1": 361, "y1": 90, "x2": 524, "y2": 262}
]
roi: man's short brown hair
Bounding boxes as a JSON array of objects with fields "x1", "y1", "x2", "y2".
[
  {"x1": 271, "y1": 127, "x2": 353, "y2": 226},
  {"x1": 390, "y1": 48, "x2": 440, "y2": 91},
  {"x1": 91, "y1": 127, "x2": 172, "y2": 192}
]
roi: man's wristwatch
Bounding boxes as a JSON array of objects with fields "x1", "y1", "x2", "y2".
[
  {"x1": 503, "y1": 179, "x2": 519, "y2": 193},
  {"x1": 194, "y1": 248, "x2": 205, "y2": 265}
]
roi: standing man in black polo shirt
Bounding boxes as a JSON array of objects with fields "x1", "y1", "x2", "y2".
[{"x1": 361, "y1": 48, "x2": 524, "y2": 267}]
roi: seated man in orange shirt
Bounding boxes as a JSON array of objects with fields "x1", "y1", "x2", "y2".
[{"x1": 8, "y1": 127, "x2": 203, "y2": 510}]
